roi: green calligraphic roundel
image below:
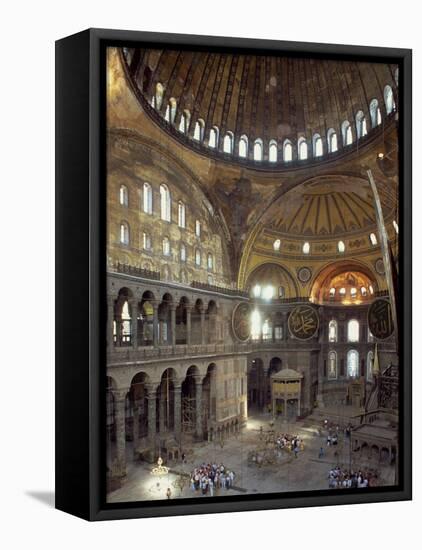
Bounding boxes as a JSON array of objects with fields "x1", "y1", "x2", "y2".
[
  {"x1": 368, "y1": 299, "x2": 394, "y2": 339},
  {"x1": 232, "y1": 302, "x2": 252, "y2": 342},
  {"x1": 288, "y1": 305, "x2": 319, "y2": 340}
]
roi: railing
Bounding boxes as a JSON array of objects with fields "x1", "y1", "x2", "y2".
[
  {"x1": 190, "y1": 280, "x2": 249, "y2": 298},
  {"x1": 114, "y1": 262, "x2": 160, "y2": 280},
  {"x1": 107, "y1": 339, "x2": 320, "y2": 364}
]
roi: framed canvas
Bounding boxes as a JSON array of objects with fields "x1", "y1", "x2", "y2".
[{"x1": 55, "y1": 28, "x2": 412, "y2": 521}]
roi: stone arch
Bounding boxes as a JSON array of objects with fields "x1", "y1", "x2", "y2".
[
  {"x1": 309, "y1": 260, "x2": 379, "y2": 304},
  {"x1": 245, "y1": 262, "x2": 299, "y2": 298}
]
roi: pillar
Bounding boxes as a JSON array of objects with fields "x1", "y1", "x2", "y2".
[
  {"x1": 170, "y1": 304, "x2": 176, "y2": 346},
  {"x1": 159, "y1": 391, "x2": 166, "y2": 433},
  {"x1": 132, "y1": 404, "x2": 139, "y2": 458},
  {"x1": 113, "y1": 389, "x2": 128, "y2": 477},
  {"x1": 174, "y1": 384, "x2": 182, "y2": 443},
  {"x1": 146, "y1": 386, "x2": 157, "y2": 460},
  {"x1": 152, "y1": 301, "x2": 159, "y2": 348},
  {"x1": 200, "y1": 308, "x2": 206, "y2": 345},
  {"x1": 131, "y1": 300, "x2": 138, "y2": 350},
  {"x1": 186, "y1": 306, "x2": 192, "y2": 346},
  {"x1": 195, "y1": 376, "x2": 203, "y2": 440},
  {"x1": 107, "y1": 295, "x2": 115, "y2": 349}
]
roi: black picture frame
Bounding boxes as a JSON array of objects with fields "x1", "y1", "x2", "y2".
[{"x1": 55, "y1": 28, "x2": 412, "y2": 521}]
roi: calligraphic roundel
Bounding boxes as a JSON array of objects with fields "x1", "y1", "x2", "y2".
[
  {"x1": 368, "y1": 299, "x2": 394, "y2": 339},
  {"x1": 288, "y1": 305, "x2": 319, "y2": 340},
  {"x1": 232, "y1": 302, "x2": 252, "y2": 342}
]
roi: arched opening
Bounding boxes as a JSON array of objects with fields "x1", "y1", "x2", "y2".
[
  {"x1": 327, "y1": 128, "x2": 338, "y2": 153},
  {"x1": 202, "y1": 363, "x2": 217, "y2": 439},
  {"x1": 181, "y1": 366, "x2": 199, "y2": 435},
  {"x1": 157, "y1": 369, "x2": 177, "y2": 433},
  {"x1": 193, "y1": 118, "x2": 205, "y2": 141},
  {"x1": 342, "y1": 120, "x2": 353, "y2": 145},
  {"x1": 248, "y1": 358, "x2": 266, "y2": 410},
  {"x1": 313, "y1": 133, "x2": 323, "y2": 157},
  {"x1": 208, "y1": 126, "x2": 219, "y2": 148},
  {"x1": 176, "y1": 297, "x2": 190, "y2": 345},
  {"x1": 129, "y1": 372, "x2": 150, "y2": 456},
  {"x1": 160, "y1": 184, "x2": 171, "y2": 222},
  {"x1": 158, "y1": 293, "x2": 173, "y2": 345},
  {"x1": 138, "y1": 290, "x2": 155, "y2": 346},
  {"x1": 114, "y1": 287, "x2": 133, "y2": 346},
  {"x1": 298, "y1": 137, "x2": 308, "y2": 160},
  {"x1": 223, "y1": 131, "x2": 234, "y2": 154},
  {"x1": 356, "y1": 110, "x2": 367, "y2": 138},
  {"x1": 384, "y1": 85, "x2": 396, "y2": 114},
  {"x1": 283, "y1": 139, "x2": 293, "y2": 161},
  {"x1": 370, "y1": 98, "x2": 382, "y2": 127}
]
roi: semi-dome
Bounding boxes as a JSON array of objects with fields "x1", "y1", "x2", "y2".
[{"x1": 121, "y1": 47, "x2": 398, "y2": 166}]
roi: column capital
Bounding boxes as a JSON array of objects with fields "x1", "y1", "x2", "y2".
[
  {"x1": 112, "y1": 388, "x2": 129, "y2": 401},
  {"x1": 145, "y1": 383, "x2": 159, "y2": 396},
  {"x1": 193, "y1": 374, "x2": 204, "y2": 385},
  {"x1": 173, "y1": 383, "x2": 182, "y2": 392}
]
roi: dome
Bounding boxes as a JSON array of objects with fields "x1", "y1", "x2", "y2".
[{"x1": 121, "y1": 47, "x2": 398, "y2": 166}]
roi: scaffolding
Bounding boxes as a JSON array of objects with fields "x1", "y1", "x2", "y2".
[{"x1": 181, "y1": 396, "x2": 196, "y2": 433}]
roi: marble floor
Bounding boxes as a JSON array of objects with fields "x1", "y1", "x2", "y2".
[{"x1": 107, "y1": 411, "x2": 396, "y2": 503}]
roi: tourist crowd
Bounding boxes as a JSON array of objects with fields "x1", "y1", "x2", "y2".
[
  {"x1": 328, "y1": 466, "x2": 376, "y2": 489},
  {"x1": 275, "y1": 433, "x2": 304, "y2": 457},
  {"x1": 190, "y1": 463, "x2": 235, "y2": 496}
]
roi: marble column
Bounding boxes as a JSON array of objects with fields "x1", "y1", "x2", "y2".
[
  {"x1": 195, "y1": 376, "x2": 203, "y2": 440},
  {"x1": 113, "y1": 389, "x2": 128, "y2": 477},
  {"x1": 130, "y1": 300, "x2": 138, "y2": 350},
  {"x1": 200, "y1": 308, "x2": 206, "y2": 345},
  {"x1": 132, "y1": 404, "x2": 139, "y2": 458},
  {"x1": 159, "y1": 392, "x2": 166, "y2": 433},
  {"x1": 170, "y1": 304, "x2": 177, "y2": 346},
  {"x1": 173, "y1": 384, "x2": 182, "y2": 443},
  {"x1": 152, "y1": 302, "x2": 159, "y2": 348},
  {"x1": 107, "y1": 295, "x2": 115, "y2": 349},
  {"x1": 146, "y1": 387, "x2": 157, "y2": 460},
  {"x1": 186, "y1": 306, "x2": 192, "y2": 346}
]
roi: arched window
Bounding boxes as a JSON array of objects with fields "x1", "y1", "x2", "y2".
[
  {"x1": 347, "y1": 319, "x2": 360, "y2": 343},
  {"x1": 347, "y1": 350, "x2": 359, "y2": 378},
  {"x1": 119, "y1": 184, "x2": 128, "y2": 207},
  {"x1": 238, "y1": 135, "x2": 248, "y2": 158},
  {"x1": 195, "y1": 220, "x2": 201, "y2": 238},
  {"x1": 393, "y1": 220, "x2": 399, "y2": 234},
  {"x1": 338, "y1": 240, "x2": 345, "y2": 253},
  {"x1": 209, "y1": 126, "x2": 219, "y2": 148},
  {"x1": 342, "y1": 120, "x2": 353, "y2": 145},
  {"x1": 367, "y1": 351, "x2": 374, "y2": 381},
  {"x1": 394, "y1": 68, "x2": 399, "y2": 86},
  {"x1": 278, "y1": 286, "x2": 285, "y2": 298},
  {"x1": 143, "y1": 182, "x2": 152, "y2": 214},
  {"x1": 178, "y1": 110, "x2": 190, "y2": 134},
  {"x1": 195, "y1": 248, "x2": 201, "y2": 266},
  {"x1": 193, "y1": 119, "x2": 205, "y2": 141},
  {"x1": 262, "y1": 319, "x2": 272, "y2": 340},
  {"x1": 327, "y1": 128, "x2": 338, "y2": 153},
  {"x1": 162, "y1": 237, "x2": 171, "y2": 256},
  {"x1": 369, "y1": 285, "x2": 374, "y2": 295},
  {"x1": 155, "y1": 83, "x2": 164, "y2": 110},
  {"x1": 303, "y1": 241, "x2": 310, "y2": 254},
  {"x1": 328, "y1": 320, "x2": 338, "y2": 343},
  {"x1": 384, "y1": 85, "x2": 395, "y2": 114},
  {"x1": 269, "y1": 140, "x2": 278, "y2": 162},
  {"x1": 120, "y1": 222, "x2": 129, "y2": 245},
  {"x1": 178, "y1": 201, "x2": 186, "y2": 228},
  {"x1": 262, "y1": 285, "x2": 274, "y2": 300},
  {"x1": 369, "y1": 98, "x2": 382, "y2": 127},
  {"x1": 252, "y1": 284, "x2": 261, "y2": 298},
  {"x1": 207, "y1": 253, "x2": 213, "y2": 270},
  {"x1": 273, "y1": 239, "x2": 281, "y2": 252},
  {"x1": 298, "y1": 137, "x2": 308, "y2": 160},
  {"x1": 356, "y1": 110, "x2": 367, "y2": 138},
  {"x1": 223, "y1": 132, "x2": 234, "y2": 154},
  {"x1": 283, "y1": 140, "x2": 293, "y2": 162},
  {"x1": 339, "y1": 287, "x2": 346, "y2": 296},
  {"x1": 328, "y1": 351, "x2": 337, "y2": 379},
  {"x1": 361, "y1": 286, "x2": 367, "y2": 297},
  {"x1": 160, "y1": 184, "x2": 171, "y2": 222},
  {"x1": 313, "y1": 134, "x2": 323, "y2": 157},
  {"x1": 350, "y1": 287, "x2": 357, "y2": 298},
  {"x1": 253, "y1": 139, "x2": 263, "y2": 161},
  {"x1": 180, "y1": 243, "x2": 186, "y2": 262},
  {"x1": 142, "y1": 232, "x2": 151, "y2": 250},
  {"x1": 369, "y1": 232, "x2": 378, "y2": 246},
  {"x1": 251, "y1": 309, "x2": 261, "y2": 340},
  {"x1": 121, "y1": 300, "x2": 132, "y2": 343},
  {"x1": 165, "y1": 98, "x2": 177, "y2": 124},
  {"x1": 329, "y1": 287, "x2": 336, "y2": 297}
]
